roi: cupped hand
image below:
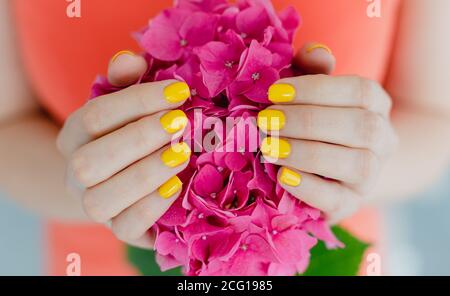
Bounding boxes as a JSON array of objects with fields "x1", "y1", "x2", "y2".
[
  {"x1": 259, "y1": 43, "x2": 398, "y2": 224},
  {"x1": 57, "y1": 51, "x2": 191, "y2": 249}
]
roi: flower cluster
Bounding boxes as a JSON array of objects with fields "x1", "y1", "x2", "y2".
[{"x1": 91, "y1": 0, "x2": 342, "y2": 276}]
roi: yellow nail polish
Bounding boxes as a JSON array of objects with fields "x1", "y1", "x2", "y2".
[
  {"x1": 260, "y1": 137, "x2": 291, "y2": 159},
  {"x1": 161, "y1": 142, "x2": 191, "y2": 168},
  {"x1": 160, "y1": 110, "x2": 188, "y2": 134},
  {"x1": 158, "y1": 176, "x2": 182, "y2": 199},
  {"x1": 279, "y1": 167, "x2": 302, "y2": 187},
  {"x1": 111, "y1": 50, "x2": 135, "y2": 63},
  {"x1": 257, "y1": 109, "x2": 286, "y2": 131},
  {"x1": 268, "y1": 84, "x2": 296, "y2": 103},
  {"x1": 306, "y1": 43, "x2": 332, "y2": 54},
  {"x1": 164, "y1": 82, "x2": 191, "y2": 103}
]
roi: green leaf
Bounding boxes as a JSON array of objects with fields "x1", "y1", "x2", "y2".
[
  {"x1": 301, "y1": 226, "x2": 369, "y2": 276},
  {"x1": 126, "y1": 245, "x2": 182, "y2": 276}
]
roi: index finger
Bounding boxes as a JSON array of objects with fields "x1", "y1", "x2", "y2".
[
  {"x1": 57, "y1": 79, "x2": 190, "y2": 156},
  {"x1": 268, "y1": 75, "x2": 392, "y2": 116}
]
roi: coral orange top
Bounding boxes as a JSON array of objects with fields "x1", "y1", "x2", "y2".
[{"x1": 12, "y1": 0, "x2": 401, "y2": 275}]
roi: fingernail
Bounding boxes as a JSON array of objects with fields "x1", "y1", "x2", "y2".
[
  {"x1": 268, "y1": 84, "x2": 296, "y2": 103},
  {"x1": 164, "y1": 81, "x2": 191, "y2": 103},
  {"x1": 161, "y1": 142, "x2": 191, "y2": 168},
  {"x1": 160, "y1": 110, "x2": 188, "y2": 134},
  {"x1": 306, "y1": 43, "x2": 332, "y2": 54},
  {"x1": 260, "y1": 137, "x2": 291, "y2": 159},
  {"x1": 111, "y1": 50, "x2": 135, "y2": 63},
  {"x1": 158, "y1": 176, "x2": 182, "y2": 199},
  {"x1": 257, "y1": 109, "x2": 286, "y2": 131},
  {"x1": 279, "y1": 167, "x2": 302, "y2": 187}
]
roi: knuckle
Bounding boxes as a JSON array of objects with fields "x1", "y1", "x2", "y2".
[
  {"x1": 56, "y1": 115, "x2": 78, "y2": 156},
  {"x1": 133, "y1": 118, "x2": 154, "y2": 150},
  {"x1": 355, "y1": 150, "x2": 379, "y2": 182},
  {"x1": 361, "y1": 112, "x2": 385, "y2": 148},
  {"x1": 111, "y1": 221, "x2": 134, "y2": 242},
  {"x1": 56, "y1": 134, "x2": 65, "y2": 154},
  {"x1": 328, "y1": 185, "x2": 347, "y2": 215},
  {"x1": 80, "y1": 102, "x2": 103, "y2": 137},
  {"x1": 329, "y1": 190, "x2": 360, "y2": 223},
  {"x1": 133, "y1": 164, "x2": 153, "y2": 186},
  {"x1": 131, "y1": 84, "x2": 152, "y2": 112},
  {"x1": 69, "y1": 151, "x2": 93, "y2": 186},
  {"x1": 383, "y1": 93, "x2": 393, "y2": 113},
  {"x1": 82, "y1": 190, "x2": 108, "y2": 223},
  {"x1": 111, "y1": 222, "x2": 131, "y2": 242},
  {"x1": 306, "y1": 143, "x2": 323, "y2": 171},
  {"x1": 358, "y1": 77, "x2": 378, "y2": 110},
  {"x1": 299, "y1": 107, "x2": 315, "y2": 138}
]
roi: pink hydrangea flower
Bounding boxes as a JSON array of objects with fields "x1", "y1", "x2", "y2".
[
  {"x1": 141, "y1": 9, "x2": 219, "y2": 61},
  {"x1": 91, "y1": 0, "x2": 341, "y2": 276},
  {"x1": 228, "y1": 40, "x2": 280, "y2": 103}
]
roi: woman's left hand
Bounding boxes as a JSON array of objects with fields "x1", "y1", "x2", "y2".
[{"x1": 258, "y1": 43, "x2": 398, "y2": 224}]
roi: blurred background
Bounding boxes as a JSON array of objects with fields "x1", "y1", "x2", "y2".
[{"x1": 1, "y1": 0, "x2": 450, "y2": 276}]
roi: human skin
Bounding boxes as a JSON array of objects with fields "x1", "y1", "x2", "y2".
[{"x1": 1, "y1": 0, "x2": 450, "y2": 248}]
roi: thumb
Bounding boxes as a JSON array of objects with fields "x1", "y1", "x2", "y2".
[
  {"x1": 107, "y1": 50, "x2": 148, "y2": 87},
  {"x1": 293, "y1": 42, "x2": 336, "y2": 75}
]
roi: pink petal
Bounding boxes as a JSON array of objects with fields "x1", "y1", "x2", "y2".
[
  {"x1": 154, "y1": 65, "x2": 177, "y2": 81},
  {"x1": 243, "y1": 67, "x2": 279, "y2": 103},
  {"x1": 158, "y1": 197, "x2": 188, "y2": 226},
  {"x1": 267, "y1": 263, "x2": 297, "y2": 276},
  {"x1": 193, "y1": 164, "x2": 224, "y2": 196},
  {"x1": 156, "y1": 253, "x2": 183, "y2": 271},
  {"x1": 141, "y1": 10, "x2": 185, "y2": 61},
  {"x1": 248, "y1": 156, "x2": 274, "y2": 195},
  {"x1": 236, "y1": 5, "x2": 270, "y2": 40},
  {"x1": 304, "y1": 219, "x2": 344, "y2": 249},
  {"x1": 224, "y1": 152, "x2": 248, "y2": 171},
  {"x1": 270, "y1": 229, "x2": 317, "y2": 264},
  {"x1": 278, "y1": 6, "x2": 301, "y2": 42},
  {"x1": 271, "y1": 214, "x2": 298, "y2": 232},
  {"x1": 176, "y1": 0, "x2": 228, "y2": 13},
  {"x1": 154, "y1": 231, "x2": 178, "y2": 255},
  {"x1": 180, "y1": 12, "x2": 219, "y2": 47},
  {"x1": 267, "y1": 42, "x2": 294, "y2": 70},
  {"x1": 236, "y1": 40, "x2": 273, "y2": 81}
]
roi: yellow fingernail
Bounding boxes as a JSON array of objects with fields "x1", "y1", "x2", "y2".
[
  {"x1": 161, "y1": 142, "x2": 191, "y2": 168},
  {"x1": 158, "y1": 176, "x2": 182, "y2": 199},
  {"x1": 306, "y1": 43, "x2": 332, "y2": 54},
  {"x1": 260, "y1": 137, "x2": 291, "y2": 159},
  {"x1": 268, "y1": 84, "x2": 296, "y2": 103},
  {"x1": 164, "y1": 81, "x2": 191, "y2": 103},
  {"x1": 257, "y1": 109, "x2": 286, "y2": 131},
  {"x1": 160, "y1": 110, "x2": 188, "y2": 134},
  {"x1": 279, "y1": 167, "x2": 302, "y2": 187},
  {"x1": 111, "y1": 50, "x2": 135, "y2": 63}
]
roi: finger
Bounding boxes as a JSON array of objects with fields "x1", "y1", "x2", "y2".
[
  {"x1": 293, "y1": 42, "x2": 336, "y2": 75},
  {"x1": 260, "y1": 137, "x2": 380, "y2": 185},
  {"x1": 267, "y1": 75, "x2": 392, "y2": 116},
  {"x1": 105, "y1": 219, "x2": 156, "y2": 249},
  {"x1": 57, "y1": 79, "x2": 191, "y2": 157},
  {"x1": 69, "y1": 109, "x2": 188, "y2": 188},
  {"x1": 111, "y1": 188, "x2": 181, "y2": 242},
  {"x1": 124, "y1": 234, "x2": 155, "y2": 249},
  {"x1": 108, "y1": 50, "x2": 148, "y2": 87},
  {"x1": 257, "y1": 105, "x2": 393, "y2": 156},
  {"x1": 81, "y1": 142, "x2": 190, "y2": 223},
  {"x1": 276, "y1": 167, "x2": 360, "y2": 223}
]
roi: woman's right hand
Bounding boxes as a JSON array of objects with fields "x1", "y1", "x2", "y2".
[{"x1": 57, "y1": 51, "x2": 192, "y2": 249}]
